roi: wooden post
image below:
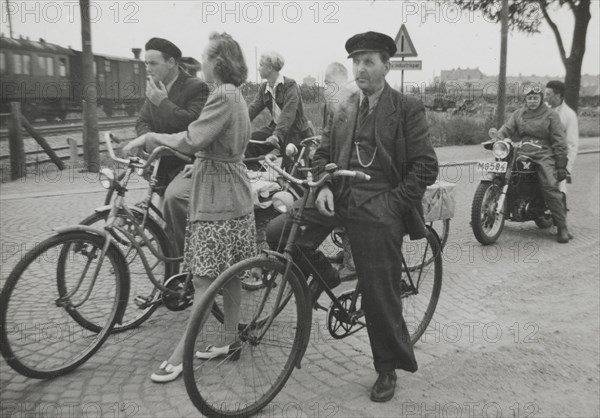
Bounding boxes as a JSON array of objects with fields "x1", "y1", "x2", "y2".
[
  {"x1": 8, "y1": 102, "x2": 26, "y2": 180},
  {"x1": 20, "y1": 116, "x2": 66, "y2": 170},
  {"x1": 67, "y1": 137, "x2": 79, "y2": 165},
  {"x1": 496, "y1": 0, "x2": 509, "y2": 128},
  {"x1": 80, "y1": 0, "x2": 100, "y2": 172}
]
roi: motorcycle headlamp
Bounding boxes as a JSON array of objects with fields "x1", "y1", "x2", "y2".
[
  {"x1": 272, "y1": 191, "x2": 295, "y2": 214},
  {"x1": 492, "y1": 140, "x2": 511, "y2": 159},
  {"x1": 99, "y1": 168, "x2": 115, "y2": 189}
]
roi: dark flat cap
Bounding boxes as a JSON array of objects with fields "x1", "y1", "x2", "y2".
[
  {"x1": 345, "y1": 31, "x2": 397, "y2": 58},
  {"x1": 180, "y1": 56, "x2": 201, "y2": 70},
  {"x1": 145, "y1": 37, "x2": 182, "y2": 60}
]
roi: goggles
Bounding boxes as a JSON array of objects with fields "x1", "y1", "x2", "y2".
[{"x1": 524, "y1": 85, "x2": 542, "y2": 95}]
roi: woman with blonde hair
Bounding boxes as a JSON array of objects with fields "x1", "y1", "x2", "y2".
[{"x1": 124, "y1": 32, "x2": 255, "y2": 382}]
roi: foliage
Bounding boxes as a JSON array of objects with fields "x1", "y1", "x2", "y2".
[{"x1": 451, "y1": 0, "x2": 592, "y2": 111}]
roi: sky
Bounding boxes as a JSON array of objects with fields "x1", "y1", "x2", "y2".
[{"x1": 1, "y1": 0, "x2": 599, "y2": 87}]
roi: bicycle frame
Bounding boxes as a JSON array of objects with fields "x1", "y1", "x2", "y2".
[{"x1": 256, "y1": 157, "x2": 436, "y2": 335}]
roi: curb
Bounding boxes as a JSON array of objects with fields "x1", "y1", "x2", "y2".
[{"x1": 1, "y1": 149, "x2": 599, "y2": 202}]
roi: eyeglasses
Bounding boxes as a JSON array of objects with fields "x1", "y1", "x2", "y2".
[{"x1": 524, "y1": 85, "x2": 542, "y2": 95}]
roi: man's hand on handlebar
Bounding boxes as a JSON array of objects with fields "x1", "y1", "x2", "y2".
[
  {"x1": 266, "y1": 135, "x2": 281, "y2": 150},
  {"x1": 122, "y1": 133, "x2": 149, "y2": 156},
  {"x1": 315, "y1": 185, "x2": 335, "y2": 217}
]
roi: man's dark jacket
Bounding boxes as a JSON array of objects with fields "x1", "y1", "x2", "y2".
[
  {"x1": 248, "y1": 76, "x2": 312, "y2": 146},
  {"x1": 313, "y1": 83, "x2": 439, "y2": 238},
  {"x1": 136, "y1": 71, "x2": 210, "y2": 182}
]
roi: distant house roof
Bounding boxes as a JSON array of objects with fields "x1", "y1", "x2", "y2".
[
  {"x1": 440, "y1": 67, "x2": 485, "y2": 81},
  {"x1": 0, "y1": 35, "x2": 73, "y2": 55}
]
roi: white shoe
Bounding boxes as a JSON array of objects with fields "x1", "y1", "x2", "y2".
[
  {"x1": 196, "y1": 341, "x2": 241, "y2": 360},
  {"x1": 150, "y1": 361, "x2": 183, "y2": 383}
]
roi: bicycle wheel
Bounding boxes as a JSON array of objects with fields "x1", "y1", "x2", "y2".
[
  {"x1": 210, "y1": 256, "x2": 297, "y2": 330},
  {"x1": 430, "y1": 219, "x2": 450, "y2": 249},
  {"x1": 400, "y1": 226, "x2": 443, "y2": 345},
  {"x1": 183, "y1": 257, "x2": 311, "y2": 418},
  {"x1": 0, "y1": 231, "x2": 128, "y2": 379},
  {"x1": 76, "y1": 209, "x2": 176, "y2": 332}
]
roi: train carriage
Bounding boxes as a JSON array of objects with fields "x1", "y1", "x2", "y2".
[
  {"x1": 0, "y1": 36, "x2": 73, "y2": 121},
  {"x1": 69, "y1": 51, "x2": 146, "y2": 117},
  {"x1": 0, "y1": 35, "x2": 146, "y2": 121}
]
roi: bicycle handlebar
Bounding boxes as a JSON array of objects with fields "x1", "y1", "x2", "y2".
[
  {"x1": 104, "y1": 132, "x2": 193, "y2": 169},
  {"x1": 262, "y1": 154, "x2": 370, "y2": 188}
]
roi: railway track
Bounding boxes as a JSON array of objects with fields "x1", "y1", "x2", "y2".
[{"x1": 0, "y1": 117, "x2": 136, "y2": 141}]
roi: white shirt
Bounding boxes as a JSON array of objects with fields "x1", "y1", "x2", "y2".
[
  {"x1": 265, "y1": 74, "x2": 284, "y2": 124},
  {"x1": 554, "y1": 101, "x2": 579, "y2": 172}
]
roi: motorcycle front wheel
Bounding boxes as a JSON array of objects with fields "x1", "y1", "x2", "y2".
[{"x1": 471, "y1": 181, "x2": 505, "y2": 245}]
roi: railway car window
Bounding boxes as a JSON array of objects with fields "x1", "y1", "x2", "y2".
[
  {"x1": 93, "y1": 61, "x2": 97, "y2": 75},
  {"x1": 0, "y1": 52, "x2": 6, "y2": 74},
  {"x1": 23, "y1": 55, "x2": 31, "y2": 75},
  {"x1": 59, "y1": 58, "x2": 67, "y2": 77},
  {"x1": 38, "y1": 56, "x2": 46, "y2": 75},
  {"x1": 104, "y1": 60, "x2": 111, "y2": 72},
  {"x1": 46, "y1": 57, "x2": 54, "y2": 76},
  {"x1": 13, "y1": 54, "x2": 22, "y2": 74}
]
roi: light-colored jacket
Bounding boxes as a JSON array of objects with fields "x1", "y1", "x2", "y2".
[
  {"x1": 150, "y1": 83, "x2": 253, "y2": 222},
  {"x1": 554, "y1": 101, "x2": 579, "y2": 172}
]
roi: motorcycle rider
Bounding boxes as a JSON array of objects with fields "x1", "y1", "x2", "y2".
[{"x1": 498, "y1": 84, "x2": 570, "y2": 243}]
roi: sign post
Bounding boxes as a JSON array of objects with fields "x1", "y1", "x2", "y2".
[{"x1": 391, "y1": 24, "x2": 419, "y2": 93}]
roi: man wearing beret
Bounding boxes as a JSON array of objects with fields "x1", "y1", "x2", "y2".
[
  {"x1": 136, "y1": 37, "x2": 210, "y2": 260},
  {"x1": 245, "y1": 51, "x2": 314, "y2": 170},
  {"x1": 267, "y1": 32, "x2": 438, "y2": 402}
]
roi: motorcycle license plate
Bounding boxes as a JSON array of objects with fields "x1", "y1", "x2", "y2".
[{"x1": 477, "y1": 161, "x2": 507, "y2": 173}]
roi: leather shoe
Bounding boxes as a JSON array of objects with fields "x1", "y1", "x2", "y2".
[
  {"x1": 308, "y1": 279, "x2": 324, "y2": 305},
  {"x1": 557, "y1": 227, "x2": 570, "y2": 243},
  {"x1": 370, "y1": 371, "x2": 397, "y2": 402}
]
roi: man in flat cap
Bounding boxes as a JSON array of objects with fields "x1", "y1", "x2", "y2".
[
  {"x1": 136, "y1": 37, "x2": 210, "y2": 260},
  {"x1": 267, "y1": 31, "x2": 438, "y2": 402},
  {"x1": 245, "y1": 51, "x2": 314, "y2": 170}
]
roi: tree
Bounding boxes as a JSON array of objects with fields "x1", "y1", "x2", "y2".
[{"x1": 453, "y1": 0, "x2": 591, "y2": 112}]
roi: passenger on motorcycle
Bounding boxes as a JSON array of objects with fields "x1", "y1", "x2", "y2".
[{"x1": 498, "y1": 84, "x2": 571, "y2": 243}]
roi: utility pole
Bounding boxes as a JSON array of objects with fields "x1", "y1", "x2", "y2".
[
  {"x1": 496, "y1": 0, "x2": 509, "y2": 128},
  {"x1": 80, "y1": 0, "x2": 99, "y2": 172},
  {"x1": 6, "y1": 0, "x2": 14, "y2": 38}
]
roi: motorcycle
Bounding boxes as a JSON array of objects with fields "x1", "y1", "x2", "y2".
[{"x1": 471, "y1": 128, "x2": 555, "y2": 245}]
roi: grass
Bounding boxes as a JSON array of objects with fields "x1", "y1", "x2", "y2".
[{"x1": 579, "y1": 116, "x2": 600, "y2": 138}]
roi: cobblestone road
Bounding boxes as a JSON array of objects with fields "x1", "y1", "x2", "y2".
[{"x1": 1, "y1": 147, "x2": 598, "y2": 417}]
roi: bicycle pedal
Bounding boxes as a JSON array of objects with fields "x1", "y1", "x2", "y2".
[
  {"x1": 134, "y1": 295, "x2": 158, "y2": 309},
  {"x1": 313, "y1": 302, "x2": 327, "y2": 311}
]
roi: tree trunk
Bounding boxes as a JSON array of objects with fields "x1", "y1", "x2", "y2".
[{"x1": 563, "y1": 0, "x2": 591, "y2": 113}]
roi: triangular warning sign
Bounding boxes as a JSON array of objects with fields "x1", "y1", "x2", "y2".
[{"x1": 394, "y1": 24, "x2": 418, "y2": 58}]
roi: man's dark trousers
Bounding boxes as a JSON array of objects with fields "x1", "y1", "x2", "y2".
[{"x1": 266, "y1": 192, "x2": 418, "y2": 373}]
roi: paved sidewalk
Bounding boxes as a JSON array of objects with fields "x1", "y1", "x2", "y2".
[{"x1": 1, "y1": 137, "x2": 598, "y2": 201}]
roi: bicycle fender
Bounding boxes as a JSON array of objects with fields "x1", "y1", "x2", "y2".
[
  {"x1": 93, "y1": 205, "x2": 147, "y2": 218},
  {"x1": 53, "y1": 224, "x2": 108, "y2": 236},
  {"x1": 260, "y1": 250, "x2": 312, "y2": 369},
  {"x1": 93, "y1": 204, "x2": 112, "y2": 212}
]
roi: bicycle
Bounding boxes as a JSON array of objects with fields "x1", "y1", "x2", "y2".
[
  {"x1": 84, "y1": 134, "x2": 320, "y2": 300},
  {"x1": 0, "y1": 134, "x2": 272, "y2": 378},
  {"x1": 181, "y1": 156, "x2": 443, "y2": 417}
]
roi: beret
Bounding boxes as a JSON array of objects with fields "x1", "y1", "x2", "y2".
[
  {"x1": 145, "y1": 37, "x2": 182, "y2": 60},
  {"x1": 345, "y1": 31, "x2": 397, "y2": 58}
]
